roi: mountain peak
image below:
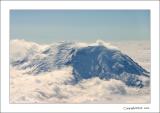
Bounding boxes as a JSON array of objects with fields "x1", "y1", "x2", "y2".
[{"x1": 10, "y1": 40, "x2": 149, "y2": 87}]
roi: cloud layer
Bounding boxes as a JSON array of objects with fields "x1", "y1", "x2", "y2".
[
  {"x1": 10, "y1": 67, "x2": 150, "y2": 104},
  {"x1": 10, "y1": 39, "x2": 150, "y2": 104}
]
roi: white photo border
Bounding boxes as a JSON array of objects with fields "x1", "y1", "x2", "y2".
[{"x1": 1, "y1": 1, "x2": 159, "y2": 112}]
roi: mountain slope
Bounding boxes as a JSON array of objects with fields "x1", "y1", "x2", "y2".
[{"x1": 10, "y1": 40, "x2": 150, "y2": 87}]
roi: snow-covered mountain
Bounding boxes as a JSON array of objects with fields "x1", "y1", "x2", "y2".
[{"x1": 10, "y1": 39, "x2": 150, "y2": 88}]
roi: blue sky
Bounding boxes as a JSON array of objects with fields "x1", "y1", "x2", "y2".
[{"x1": 10, "y1": 10, "x2": 150, "y2": 43}]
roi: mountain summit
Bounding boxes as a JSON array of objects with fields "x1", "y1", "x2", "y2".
[{"x1": 11, "y1": 40, "x2": 150, "y2": 87}]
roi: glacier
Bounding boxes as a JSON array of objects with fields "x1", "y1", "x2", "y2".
[{"x1": 10, "y1": 40, "x2": 150, "y2": 88}]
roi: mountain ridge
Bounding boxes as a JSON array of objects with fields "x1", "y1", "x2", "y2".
[{"x1": 10, "y1": 39, "x2": 150, "y2": 88}]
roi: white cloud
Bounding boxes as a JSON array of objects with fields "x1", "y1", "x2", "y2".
[
  {"x1": 10, "y1": 39, "x2": 118, "y2": 60},
  {"x1": 10, "y1": 39, "x2": 150, "y2": 104},
  {"x1": 10, "y1": 67, "x2": 150, "y2": 104},
  {"x1": 95, "y1": 40, "x2": 119, "y2": 50},
  {"x1": 10, "y1": 39, "x2": 48, "y2": 61},
  {"x1": 75, "y1": 40, "x2": 119, "y2": 50}
]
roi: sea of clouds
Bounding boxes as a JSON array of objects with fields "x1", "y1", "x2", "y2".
[
  {"x1": 10, "y1": 39, "x2": 150, "y2": 104},
  {"x1": 10, "y1": 66, "x2": 150, "y2": 104}
]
